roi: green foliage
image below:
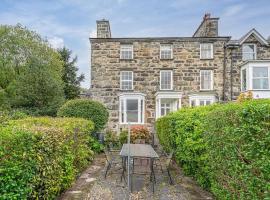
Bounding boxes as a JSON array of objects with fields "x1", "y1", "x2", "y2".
[
  {"x1": 156, "y1": 100, "x2": 270, "y2": 199},
  {"x1": 89, "y1": 137, "x2": 104, "y2": 153},
  {"x1": 0, "y1": 117, "x2": 95, "y2": 199},
  {"x1": 57, "y1": 47, "x2": 85, "y2": 100},
  {"x1": 0, "y1": 24, "x2": 65, "y2": 115},
  {"x1": 57, "y1": 99, "x2": 109, "y2": 131}
]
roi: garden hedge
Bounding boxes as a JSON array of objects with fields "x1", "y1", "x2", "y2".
[
  {"x1": 156, "y1": 100, "x2": 270, "y2": 199},
  {"x1": 57, "y1": 99, "x2": 109, "y2": 131},
  {"x1": 0, "y1": 117, "x2": 95, "y2": 199}
]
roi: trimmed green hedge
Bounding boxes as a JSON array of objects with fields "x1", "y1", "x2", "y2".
[
  {"x1": 0, "y1": 117, "x2": 95, "y2": 199},
  {"x1": 156, "y1": 100, "x2": 270, "y2": 199},
  {"x1": 57, "y1": 99, "x2": 109, "y2": 131}
]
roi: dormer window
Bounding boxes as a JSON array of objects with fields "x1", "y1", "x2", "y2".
[
  {"x1": 160, "y1": 44, "x2": 173, "y2": 59},
  {"x1": 120, "y1": 44, "x2": 133, "y2": 59},
  {"x1": 242, "y1": 44, "x2": 256, "y2": 61}
]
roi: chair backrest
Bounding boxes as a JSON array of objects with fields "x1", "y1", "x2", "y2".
[
  {"x1": 165, "y1": 151, "x2": 174, "y2": 167},
  {"x1": 104, "y1": 149, "x2": 112, "y2": 163}
]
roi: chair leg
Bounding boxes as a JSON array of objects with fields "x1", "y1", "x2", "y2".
[
  {"x1": 104, "y1": 163, "x2": 111, "y2": 178},
  {"x1": 167, "y1": 168, "x2": 173, "y2": 185}
]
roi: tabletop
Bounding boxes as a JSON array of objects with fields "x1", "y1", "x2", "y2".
[{"x1": 120, "y1": 144, "x2": 159, "y2": 158}]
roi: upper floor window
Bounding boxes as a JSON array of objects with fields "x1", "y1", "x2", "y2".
[
  {"x1": 242, "y1": 44, "x2": 256, "y2": 61},
  {"x1": 200, "y1": 70, "x2": 213, "y2": 90},
  {"x1": 252, "y1": 67, "x2": 269, "y2": 90},
  {"x1": 200, "y1": 43, "x2": 213, "y2": 59},
  {"x1": 160, "y1": 44, "x2": 173, "y2": 59},
  {"x1": 120, "y1": 71, "x2": 133, "y2": 90},
  {"x1": 120, "y1": 44, "x2": 133, "y2": 59},
  {"x1": 160, "y1": 70, "x2": 173, "y2": 90}
]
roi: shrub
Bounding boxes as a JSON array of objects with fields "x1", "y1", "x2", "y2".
[
  {"x1": 57, "y1": 99, "x2": 109, "y2": 131},
  {"x1": 156, "y1": 100, "x2": 270, "y2": 199},
  {"x1": 0, "y1": 117, "x2": 95, "y2": 199},
  {"x1": 130, "y1": 125, "x2": 151, "y2": 143}
]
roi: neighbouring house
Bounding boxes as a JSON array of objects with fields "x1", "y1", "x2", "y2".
[{"x1": 90, "y1": 14, "x2": 270, "y2": 132}]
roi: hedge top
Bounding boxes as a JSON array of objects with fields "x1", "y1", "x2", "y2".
[{"x1": 57, "y1": 99, "x2": 109, "y2": 131}]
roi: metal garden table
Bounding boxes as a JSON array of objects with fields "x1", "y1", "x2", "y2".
[{"x1": 120, "y1": 144, "x2": 159, "y2": 193}]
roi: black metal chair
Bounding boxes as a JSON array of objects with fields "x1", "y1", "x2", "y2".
[
  {"x1": 154, "y1": 151, "x2": 174, "y2": 185},
  {"x1": 104, "y1": 148, "x2": 122, "y2": 178}
]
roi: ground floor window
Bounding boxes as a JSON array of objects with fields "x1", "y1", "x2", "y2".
[
  {"x1": 189, "y1": 95, "x2": 216, "y2": 107},
  {"x1": 155, "y1": 92, "x2": 182, "y2": 119},
  {"x1": 119, "y1": 93, "x2": 145, "y2": 124}
]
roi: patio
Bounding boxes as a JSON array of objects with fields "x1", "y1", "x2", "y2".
[{"x1": 59, "y1": 153, "x2": 213, "y2": 200}]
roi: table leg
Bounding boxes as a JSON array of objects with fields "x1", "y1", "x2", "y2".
[
  {"x1": 150, "y1": 158, "x2": 155, "y2": 193},
  {"x1": 121, "y1": 157, "x2": 127, "y2": 183}
]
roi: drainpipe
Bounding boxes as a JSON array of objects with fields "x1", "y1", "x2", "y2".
[
  {"x1": 230, "y1": 49, "x2": 234, "y2": 101},
  {"x1": 223, "y1": 43, "x2": 226, "y2": 101}
]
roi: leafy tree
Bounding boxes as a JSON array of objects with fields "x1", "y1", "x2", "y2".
[
  {"x1": 0, "y1": 24, "x2": 64, "y2": 115},
  {"x1": 58, "y1": 47, "x2": 84, "y2": 99}
]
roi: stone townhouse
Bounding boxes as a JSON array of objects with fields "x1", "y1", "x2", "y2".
[{"x1": 90, "y1": 14, "x2": 270, "y2": 132}]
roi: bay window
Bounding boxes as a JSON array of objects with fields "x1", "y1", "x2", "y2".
[
  {"x1": 189, "y1": 94, "x2": 216, "y2": 107},
  {"x1": 119, "y1": 94, "x2": 145, "y2": 124}
]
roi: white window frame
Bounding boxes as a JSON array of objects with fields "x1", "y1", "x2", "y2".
[
  {"x1": 119, "y1": 93, "x2": 145, "y2": 124},
  {"x1": 120, "y1": 44, "x2": 133, "y2": 59},
  {"x1": 200, "y1": 43, "x2": 213, "y2": 59},
  {"x1": 160, "y1": 70, "x2": 173, "y2": 90},
  {"x1": 241, "y1": 67, "x2": 247, "y2": 92},
  {"x1": 242, "y1": 44, "x2": 257, "y2": 61},
  {"x1": 252, "y1": 66, "x2": 270, "y2": 90},
  {"x1": 155, "y1": 92, "x2": 182, "y2": 119},
  {"x1": 200, "y1": 70, "x2": 213, "y2": 91},
  {"x1": 189, "y1": 95, "x2": 216, "y2": 107},
  {"x1": 120, "y1": 71, "x2": 133, "y2": 90},
  {"x1": 160, "y1": 44, "x2": 173, "y2": 59}
]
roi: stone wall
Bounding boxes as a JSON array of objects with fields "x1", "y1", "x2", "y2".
[{"x1": 90, "y1": 37, "x2": 230, "y2": 132}]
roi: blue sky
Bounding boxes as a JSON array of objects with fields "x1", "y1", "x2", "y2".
[{"x1": 0, "y1": 0, "x2": 270, "y2": 88}]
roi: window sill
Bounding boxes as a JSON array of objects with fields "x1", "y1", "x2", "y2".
[
  {"x1": 160, "y1": 58, "x2": 174, "y2": 60},
  {"x1": 119, "y1": 122, "x2": 144, "y2": 125},
  {"x1": 200, "y1": 58, "x2": 214, "y2": 60},
  {"x1": 120, "y1": 89, "x2": 134, "y2": 92},
  {"x1": 120, "y1": 58, "x2": 133, "y2": 61}
]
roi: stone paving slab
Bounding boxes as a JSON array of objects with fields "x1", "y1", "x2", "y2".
[{"x1": 58, "y1": 154, "x2": 213, "y2": 200}]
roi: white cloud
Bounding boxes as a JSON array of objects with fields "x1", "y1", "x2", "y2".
[
  {"x1": 90, "y1": 29, "x2": 97, "y2": 38},
  {"x1": 48, "y1": 36, "x2": 64, "y2": 49},
  {"x1": 223, "y1": 4, "x2": 246, "y2": 17}
]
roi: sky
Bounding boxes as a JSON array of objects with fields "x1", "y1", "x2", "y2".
[{"x1": 0, "y1": 0, "x2": 270, "y2": 89}]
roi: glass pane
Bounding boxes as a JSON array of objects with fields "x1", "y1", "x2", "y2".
[
  {"x1": 201, "y1": 70, "x2": 211, "y2": 90},
  {"x1": 242, "y1": 44, "x2": 255, "y2": 60},
  {"x1": 253, "y1": 67, "x2": 268, "y2": 78},
  {"x1": 206, "y1": 100, "x2": 211, "y2": 105},
  {"x1": 200, "y1": 100, "x2": 205, "y2": 106},
  {"x1": 160, "y1": 71, "x2": 172, "y2": 89},
  {"x1": 191, "y1": 100, "x2": 196, "y2": 107},
  {"x1": 126, "y1": 99, "x2": 138, "y2": 122},
  {"x1": 201, "y1": 44, "x2": 212, "y2": 59},
  {"x1": 253, "y1": 78, "x2": 269, "y2": 89},
  {"x1": 241, "y1": 69, "x2": 247, "y2": 91}
]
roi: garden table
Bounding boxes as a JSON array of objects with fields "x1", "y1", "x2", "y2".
[{"x1": 120, "y1": 144, "x2": 159, "y2": 193}]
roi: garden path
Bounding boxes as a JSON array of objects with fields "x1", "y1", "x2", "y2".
[{"x1": 58, "y1": 154, "x2": 213, "y2": 200}]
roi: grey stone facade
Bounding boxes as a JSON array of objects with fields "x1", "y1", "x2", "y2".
[{"x1": 90, "y1": 15, "x2": 270, "y2": 132}]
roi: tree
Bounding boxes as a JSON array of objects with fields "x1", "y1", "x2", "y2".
[
  {"x1": 0, "y1": 24, "x2": 65, "y2": 115},
  {"x1": 57, "y1": 47, "x2": 84, "y2": 99}
]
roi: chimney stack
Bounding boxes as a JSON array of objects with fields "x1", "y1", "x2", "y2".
[
  {"x1": 193, "y1": 13, "x2": 219, "y2": 37},
  {"x1": 96, "y1": 19, "x2": 111, "y2": 38}
]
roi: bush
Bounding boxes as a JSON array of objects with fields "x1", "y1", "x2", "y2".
[
  {"x1": 57, "y1": 99, "x2": 109, "y2": 131},
  {"x1": 156, "y1": 100, "x2": 270, "y2": 199},
  {"x1": 0, "y1": 117, "x2": 95, "y2": 199}
]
